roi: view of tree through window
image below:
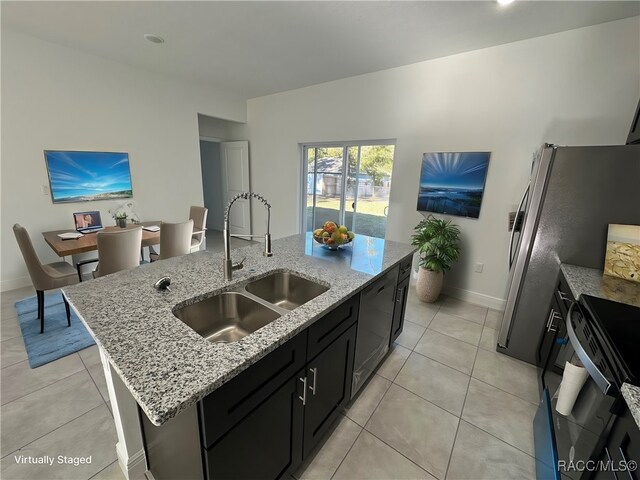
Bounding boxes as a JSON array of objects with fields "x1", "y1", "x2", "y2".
[{"x1": 305, "y1": 143, "x2": 395, "y2": 239}]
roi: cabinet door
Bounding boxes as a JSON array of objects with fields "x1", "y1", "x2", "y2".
[
  {"x1": 390, "y1": 275, "x2": 410, "y2": 346},
  {"x1": 536, "y1": 297, "x2": 563, "y2": 368},
  {"x1": 204, "y1": 371, "x2": 304, "y2": 480},
  {"x1": 303, "y1": 323, "x2": 357, "y2": 458},
  {"x1": 602, "y1": 403, "x2": 640, "y2": 480}
]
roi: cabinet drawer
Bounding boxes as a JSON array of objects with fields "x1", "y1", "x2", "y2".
[
  {"x1": 199, "y1": 332, "x2": 307, "y2": 449},
  {"x1": 398, "y1": 255, "x2": 413, "y2": 281},
  {"x1": 307, "y1": 294, "x2": 359, "y2": 361},
  {"x1": 555, "y1": 273, "x2": 575, "y2": 316}
]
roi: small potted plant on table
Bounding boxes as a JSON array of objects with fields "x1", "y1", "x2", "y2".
[
  {"x1": 411, "y1": 216, "x2": 461, "y2": 303},
  {"x1": 113, "y1": 212, "x2": 128, "y2": 228}
]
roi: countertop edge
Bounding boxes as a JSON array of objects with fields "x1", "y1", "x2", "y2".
[{"x1": 621, "y1": 383, "x2": 640, "y2": 430}]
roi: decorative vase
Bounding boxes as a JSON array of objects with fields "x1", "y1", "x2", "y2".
[
  {"x1": 416, "y1": 267, "x2": 443, "y2": 303},
  {"x1": 117, "y1": 218, "x2": 127, "y2": 228}
]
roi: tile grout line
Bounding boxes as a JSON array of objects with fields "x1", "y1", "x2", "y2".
[
  {"x1": 329, "y1": 428, "x2": 365, "y2": 480},
  {"x1": 359, "y1": 301, "x2": 454, "y2": 478},
  {"x1": 410, "y1": 343, "x2": 477, "y2": 376},
  {"x1": 443, "y1": 306, "x2": 486, "y2": 479},
  {"x1": 469, "y1": 375, "x2": 539, "y2": 406},
  {"x1": 346, "y1": 374, "x2": 393, "y2": 428},
  {"x1": 0, "y1": 402, "x2": 109, "y2": 461},
  {"x1": 78, "y1": 351, "x2": 111, "y2": 406},
  {"x1": 436, "y1": 309, "x2": 488, "y2": 327},
  {"x1": 0, "y1": 356, "x2": 85, "y2": 407},
  {"x1": 362, "y1": 423, "x2": 439, "y2": 479},
  {"x1": 427, "y1": 320, "x2": 484, "y2": 348},
  {"x1": 389, "y1": 381, "x2": 462, "y2": 423},
  {"x1": 455, "y1": 418, "x2": 539, "y2": 463},
  {"x1": 89, "y1": 460, "x2": 119, "y2": 480}
]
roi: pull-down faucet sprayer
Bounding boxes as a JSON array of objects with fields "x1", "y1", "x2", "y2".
[{"x1": 223, "y1": 192, "x2": 272, "y2": 281}]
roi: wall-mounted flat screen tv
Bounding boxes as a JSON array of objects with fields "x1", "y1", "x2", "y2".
[
  {"x1": 416, "y1": 151, "x2": 490, "y2": 219},
  {"x1": 44, "y1": 150, "x2": 133, "y2": 204}
]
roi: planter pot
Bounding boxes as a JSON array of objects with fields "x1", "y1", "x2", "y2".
[
  {"x1": 116, "y1": 218, "x2": 127, "y2": 228},
  {"x1": 416, "y1": 267, "x2": 443, "y2": 303}
]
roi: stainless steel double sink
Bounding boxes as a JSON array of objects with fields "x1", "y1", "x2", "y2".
[{"x1": 173, "y1": 272, "x2": 329, "y2": 343}]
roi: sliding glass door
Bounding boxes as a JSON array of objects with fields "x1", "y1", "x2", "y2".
[{"x1": 303, "y1": 142, "x2": 395, "y2": 239}]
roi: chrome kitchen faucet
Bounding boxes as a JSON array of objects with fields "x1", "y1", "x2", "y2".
[{"x1": 223, "y1": 192, "x2": 272, "y2": 281}]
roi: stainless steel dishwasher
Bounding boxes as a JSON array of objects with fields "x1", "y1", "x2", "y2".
[{"x1": 351, "y1": 265, "x2": 399, "y2": 397}]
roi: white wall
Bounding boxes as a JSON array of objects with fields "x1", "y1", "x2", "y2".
[
  {"x1": 1, "y1": 29, "x2": 247, "y2": 291},
  {"x1": 233, "y1": 17, "x2": 640, "y2": 309}
]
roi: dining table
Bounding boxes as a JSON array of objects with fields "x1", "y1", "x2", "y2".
[{"x1": 42, "y1": 221, "x2": 161, "y2": 280}]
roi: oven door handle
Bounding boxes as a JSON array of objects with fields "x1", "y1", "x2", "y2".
[{"x1": 565, "y1": 303, "x2": 612, "y2": 395}]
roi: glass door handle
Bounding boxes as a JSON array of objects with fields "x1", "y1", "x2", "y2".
[
  {"x1": 352, "y1": 202, "x2": 355, "y2": 209},
  {"x1": 384, "y1": 206, "x2": 389, "y2": 216}
]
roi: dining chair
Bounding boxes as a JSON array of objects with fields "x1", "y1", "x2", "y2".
[
  {"x1": 149, "y1": 220, "x2": 194, "y2": 261},
  {"x1": 93, "y1": 227, "x2": 143, "y2": 278},
  {"x1": 189, "y1": 206, "x2": 208, "y2": 253},
  {"x1": 13, "y1": 224, "x2": 78, "y2": 333}
]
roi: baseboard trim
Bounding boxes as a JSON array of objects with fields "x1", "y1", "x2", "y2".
[
  {"x1": 0, "y1": 276, "x2": 32, "y2": 293},
  {"x1": 441, "y1": 285, "x2": 506, "y2": 311},
  {"x1": 116, "y1": 442, "x2": 147, "y2": 480}
]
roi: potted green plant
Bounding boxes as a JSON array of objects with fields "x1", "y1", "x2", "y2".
[
  {"x1": 411, "y1": 216, "x2": 461, "y2": 302},
  {"x1": 113, "y1": 212, "x2": 128, "y2": 228}
]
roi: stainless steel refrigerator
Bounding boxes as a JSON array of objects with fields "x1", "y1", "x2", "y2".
[{"x1": 497, "y1": 144, "x2": 640, "y2": 364}]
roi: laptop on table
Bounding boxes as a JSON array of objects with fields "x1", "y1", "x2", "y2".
[{"x1": 73, "y1": 211, "x2": 103, "y2": 234}]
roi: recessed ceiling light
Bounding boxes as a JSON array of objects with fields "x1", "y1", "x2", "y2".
[
  {"x1": 497, "y1": 0, "x2": 515, "y2": 5},
  {"x1": 144, "y1": 34, "x2": 165, "y2": 44}
]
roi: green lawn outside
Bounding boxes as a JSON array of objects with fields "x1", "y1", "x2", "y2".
[
  {"x1": 314, "y1": 197, "x2": 388, "y2": 216},
  {"x1": 307, "y1": 206, "x2": 386, "y2": 239}
]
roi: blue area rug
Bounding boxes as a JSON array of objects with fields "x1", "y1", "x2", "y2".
[{"x1": 15, "y1": 293, "x2": 95, "y2": 368}]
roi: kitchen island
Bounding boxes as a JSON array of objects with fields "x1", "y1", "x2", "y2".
[{"x1": 63, "y1": 233, "x2": 415, "y2": 479}]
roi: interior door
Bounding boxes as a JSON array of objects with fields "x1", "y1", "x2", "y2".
[{"x1": 221, "y1": 141, "x2": 251, "y2": 236}]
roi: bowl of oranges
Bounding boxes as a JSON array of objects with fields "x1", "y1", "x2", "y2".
[{"x1": 313, "y1": 221, "x2": 355, "y2": 250}]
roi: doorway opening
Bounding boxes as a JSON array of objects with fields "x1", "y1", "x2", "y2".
[
  {"x1": 302, "y1": 142, "x2": 396, "y2": 239},
  {"x1": 198, "y1": 114, "x2": 251, "y2": 241}
]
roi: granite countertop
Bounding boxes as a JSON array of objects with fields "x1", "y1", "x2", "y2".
[
  {"x1": 621, "y1": 384, "x2": 640, "y2": 429},
  {"x1": 560, "y1": 264, "x2": 640, "y2": 307},
  {"x1": 63, "y1": 233, "x2": 414, "y2": 426}
]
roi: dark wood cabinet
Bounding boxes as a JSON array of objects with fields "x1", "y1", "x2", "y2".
[
  {"x1": 204, "y1": 371, "x2": 304, "y2": 480},
  {"x1": 199, "y1": 297, "x2": 359, "y2": 480},
  {"x1": 141, "y1": 258, "x2": 412, "y2": 480},
  {"x1": 537, "y1": 295, "x2": 563, "y2": 368},
  {"x1": 593, "y1": 402, "x2": 640, "y2": 480},
  {"x1": 390, "y1": 255, "x2": 412, "y2": 346},
  {"x1": 390, "y1": 275, "x2": 410, "y2": 345},
  {"x1": 303, "y1": 323, "x2": 356, "y2": 457},
  {"x1": 199, "y1": 333, "x2": 307, "y2": 449},
  {"x1": 537, "y1": 273, "x2": 574, "y2": 371}
]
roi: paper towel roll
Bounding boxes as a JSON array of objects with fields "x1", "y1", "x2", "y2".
[{"x1": 556, "y1": 361, "x2": 589, "y2": 416}]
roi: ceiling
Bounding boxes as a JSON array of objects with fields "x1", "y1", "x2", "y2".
[{"x1": 3, "y1": 1, "x2": 639, "y2": 99}]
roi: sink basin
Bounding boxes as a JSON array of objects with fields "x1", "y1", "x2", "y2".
[
  {"x1": 245, "y1": 272, "x2": 329, "y2": 310},
  {"x1": 173, "y1": 292, "x2": 281, "y2": 343}
]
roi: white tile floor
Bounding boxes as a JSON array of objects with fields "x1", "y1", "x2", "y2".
[
  {"x1": 294, "y1": 291, "x2": 538, "y2": 480},
  {"x1": 1, "y1": 275, "x2": 539, "y2": 480}
]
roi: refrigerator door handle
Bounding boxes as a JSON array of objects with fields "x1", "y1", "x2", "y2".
[{"x1": 509, "y1": 182, "x2": 530, "y2": 269}]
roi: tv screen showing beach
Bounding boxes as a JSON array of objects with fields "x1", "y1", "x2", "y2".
[
  {"x1": 416, "y1": 152, "x2": 490, "y2": 219},
  {"x1": 44, "y1": 151, "x2": 133, "y2": 204}
]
